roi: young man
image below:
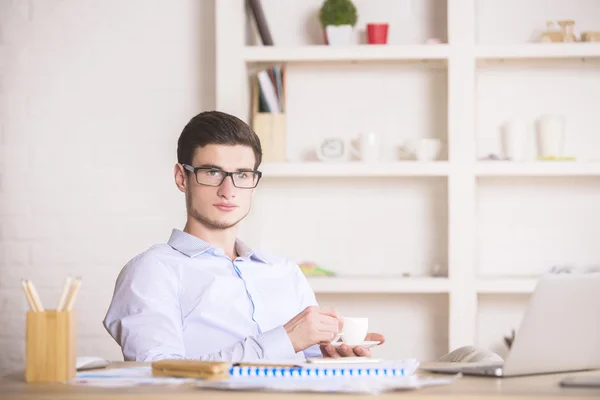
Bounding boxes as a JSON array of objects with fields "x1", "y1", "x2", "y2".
[{"x1": 103, "y1": 111, "x2": 384, "y2": 362}]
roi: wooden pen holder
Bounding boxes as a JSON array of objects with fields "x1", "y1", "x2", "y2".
[{"x1": 25, "y1": 310, "x2": 76, "y2": 383}]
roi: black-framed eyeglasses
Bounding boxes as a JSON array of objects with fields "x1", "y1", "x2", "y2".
[{"x1": 182, "y1": 164, "x2": 262, "y2": 189}]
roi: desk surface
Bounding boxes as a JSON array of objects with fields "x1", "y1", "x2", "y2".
[{"x1": 1, "y1": 362, "x2": 599, "y2": 399}]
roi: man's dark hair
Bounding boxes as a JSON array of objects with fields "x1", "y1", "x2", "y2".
[{"x1": 177, "y1": 111, "x2": 263, "y2": 169}]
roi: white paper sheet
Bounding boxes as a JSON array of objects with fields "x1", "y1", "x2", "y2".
[
  {"x1": 70, "y1": 366, "x2": 195, "y2": 387},
  {"x1": 68, "y1": 358, "x2": 446, "y2": 393},
  {"x1": 196, "y1": 375, "x2": 459, "y2": 394}
]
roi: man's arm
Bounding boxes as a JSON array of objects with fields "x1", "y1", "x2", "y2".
[
  {"x1": 286, "y1": 261, "x2": 328, "y2": 359},
  {"x1": 103, "y1": 254, "x2": 299, "y2": 362}
]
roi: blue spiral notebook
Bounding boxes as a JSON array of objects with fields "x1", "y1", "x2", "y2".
[
  {"x1": 229, "y1": 359, "x2": 419, "y2": 378},
  {"x1": 196, "y1": 359, "x2": 458, "y2": 394}
]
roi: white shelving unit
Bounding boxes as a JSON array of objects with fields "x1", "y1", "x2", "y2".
[
  {"x1": 260, "y1": 161, "x2": 449, "y2": 177},
  {"x1": 476, "y1": 43, "x2": 600, "y2": 60},
  {"x1": 307, "y1": 277, "x2": 451, "y2": 294},
  {"x1": 308, "y1": 276, "x2": 537, "y2": 294},
  {"x1": 475, "y1": 161, "x2": 600, "y2": 176},
  {"x1": 216, "y1": 0, "x2": 600, "y2": 360},
  {"x1": 243, "y1": 44, "x2": 450, "y2": 62},
  {"x1": 242, "y1": 43, "x2": 600, "y2": 63},
  {"x1": 475, "y1": 278, "x2": 538, "y2": 294}
]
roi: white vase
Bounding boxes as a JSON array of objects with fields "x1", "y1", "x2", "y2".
[
  {"x1": 537, "y1": 114, "x2": 566, "y2": 158},
  {"x1": 325, "y1": 25, "x2": 353, "y2": 45},
  {"x1": 500, "y1": 120, "x2": 529, "y2": 161}
]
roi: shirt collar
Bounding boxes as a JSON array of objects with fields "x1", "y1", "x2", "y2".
[{"x1": 167, "y1": 229, "x2": 269, "y2": 263}]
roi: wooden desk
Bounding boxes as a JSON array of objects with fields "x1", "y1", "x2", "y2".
[{"x1": 1, "y1": 362, "x2": 599, "y2": 399}]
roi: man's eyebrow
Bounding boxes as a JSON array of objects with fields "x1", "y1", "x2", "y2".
[
  {"x1": 197, "y1": 164, "x2": 223, "y2": 170},
  {"x1": 197, "y1": 164, "x2": 255, "y2": 171}
]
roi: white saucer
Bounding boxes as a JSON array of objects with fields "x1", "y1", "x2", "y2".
[{"x1": 332, "y1": 341, "x2": 381, "y2": 349}]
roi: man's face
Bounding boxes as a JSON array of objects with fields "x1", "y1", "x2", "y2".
[{"x1": 179, "y1": 144, "x2": 257, "y2": 230}]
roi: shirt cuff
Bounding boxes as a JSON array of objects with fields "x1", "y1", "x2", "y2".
[
  {"x1": 256, "y1": 326, "x2": 298, "y2": 360},
  {"x1": 303, "y1": 344, "x2": 323, "y2": 358}
]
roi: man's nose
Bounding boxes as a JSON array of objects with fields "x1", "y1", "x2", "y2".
[{"x1": 217, "y1": 175, "x2": 236, "y2": 198}]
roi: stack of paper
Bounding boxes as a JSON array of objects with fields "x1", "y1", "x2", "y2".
[
  {"x1": 72, "y1": 366, "x2": 195, "y2": 387},
  {"x1": 70, "y1": 359, "x2": 459, "y2": 393},
  {"x1": 199, "y1": 359, "x2": 457, "y2": 394},
  {"x1": 197, "y1": 376, "x2": 458, "y2": 394}
]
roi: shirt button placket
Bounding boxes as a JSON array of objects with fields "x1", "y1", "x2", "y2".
[{"x1": 232, "y1": 260, "x2": 263, "y2": 334}]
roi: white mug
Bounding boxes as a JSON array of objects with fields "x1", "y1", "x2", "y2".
[
  {"x1": 355, "y1": 132, "x2": 382, "y2": 162},
  {"x1": 332, "y1": 317, "x2": 368, "y2": 346}
]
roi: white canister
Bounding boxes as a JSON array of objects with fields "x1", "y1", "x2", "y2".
[
  {"x1": 500, "y1": 120, "x2": 528, "y2": 161},
  {"x1": 356, "y1": 132, "x2": 382, "y2": 162},
  {"x1": 538, "y1": 114, "x2": 566, "y2": 157}
]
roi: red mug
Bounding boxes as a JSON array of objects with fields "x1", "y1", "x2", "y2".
[{"x1": 367, "y1": 23, "x2": 389, "y2": 44}]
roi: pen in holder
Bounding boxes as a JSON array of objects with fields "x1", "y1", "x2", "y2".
[{"x1": 22, "y1": 277, "x2": 81, "y2": 383}]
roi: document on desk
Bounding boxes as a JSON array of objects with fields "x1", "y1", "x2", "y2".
[
  {"x1": 71, "y1": 366, "x2": 196, "y2": 387},
  {"x1": 69, "y1": 359, "x2": 458, "y2": 393},
  {"x1": 197, "y1": 375, "x2": 458, "y2": 395},
  {"x1": 197, "y1": 359, "x2": 458, "y2": 394}
]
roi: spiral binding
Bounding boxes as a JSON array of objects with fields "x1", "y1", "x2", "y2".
[{"x1": 229, "y1": 366, "x2": 408, "y2": 378}]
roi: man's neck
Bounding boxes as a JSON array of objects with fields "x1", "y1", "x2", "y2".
[{"x1": 183, "y1": 219, "x2": 238, "y2": 260}]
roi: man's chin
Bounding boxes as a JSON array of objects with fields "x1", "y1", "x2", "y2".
[{"x1": 195, "y1": 214, "x2": 243, "y2": 230}]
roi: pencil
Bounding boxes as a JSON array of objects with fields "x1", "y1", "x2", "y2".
[
  {"x1": 65, "y1": 277, "x2": 82, "y2": 311},
  {"x1": 21, "y1": 279, "x2": 37, "y2": 312},
  {"x1": 26, "y1": 280, "x2": 44, "y2": 312},
  {"x1": 57, "y1": 276, "x2": 73, "y2": 311}
]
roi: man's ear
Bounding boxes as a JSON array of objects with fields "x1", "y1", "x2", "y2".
[{"x1": 174, "y1": 163, "x2": 187, "y2": 193}]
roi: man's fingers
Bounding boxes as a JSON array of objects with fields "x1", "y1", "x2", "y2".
[
  {"x1": 353, "y1": 346, "x2": 370, "y2": 357},
  {"x1": 317, "y1": 315, "x2": 340, "y2": 335},
  {"x1": 317, "y1": 306, "x2": 344, "y2": 330},
  {"x1": 365, "y1": 332, "x2": 385, "y2": 344},
  {"x1": 318, "y1": 305, "x2": 339, "y2": 319},
  {"x1": 338, "y1": 344, "x2": 354, "y2": 357},
  {"x1": 316, "y1": 330, "x2": 338, "y2": 344},
  {"x1": 321, "y1": 344, "x2": 340, "y2": 358}
]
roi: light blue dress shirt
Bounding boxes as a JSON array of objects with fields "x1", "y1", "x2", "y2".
[{"x1": 103, "y1": 229, "x2": 323, "y2": 362}]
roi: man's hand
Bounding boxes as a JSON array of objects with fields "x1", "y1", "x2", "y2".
[
  {"x1": 284, "y1": 306, "x2": 342, "y2": 353},
  {"x1": 320, "y1": 333, "x2": 385, "y2": 358}
]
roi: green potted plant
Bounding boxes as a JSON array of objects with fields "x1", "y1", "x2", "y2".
[{"x1": 319, "y1": 0, "x2": 358, "y2": 45}]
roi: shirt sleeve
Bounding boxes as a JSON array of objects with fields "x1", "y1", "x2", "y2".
[
  {"x1": 103, "y1": 253, "x2": 300, "y2": 362},
  {"x1": 289, "y1": 261, "x2": 324, "y2": 359}
]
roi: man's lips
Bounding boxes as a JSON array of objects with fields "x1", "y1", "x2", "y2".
[{"x1": 214, "y1": 203, "x2": 238, "y2": 212}]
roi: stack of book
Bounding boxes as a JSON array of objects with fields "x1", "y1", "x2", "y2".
[{"x1": 256, "y1": 66, "x2": 285, "y2": 114}]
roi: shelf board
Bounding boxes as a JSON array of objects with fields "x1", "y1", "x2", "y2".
[
  {"x1": 259, "y1": 162, "x2": 449, "y2": 177},
  {"x1": 476, "y1": 161, "x2": 600, "y2": 176},
  {"x1": 243, "y1": 45, "x2": 449, "y2": 63},
  {"x1": 477, "y1": 43, "x2": 600, "y2": 60},
  {"x1": 476, "y1": 278, "x2": 538, "y2": 294},
  {"x1": 307, "y1": 276, "x2": 451, "y2": 294}
]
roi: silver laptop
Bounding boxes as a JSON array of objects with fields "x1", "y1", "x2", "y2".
[{"x1": 423, "y1": 272, "x2": 600, "y2": 377}]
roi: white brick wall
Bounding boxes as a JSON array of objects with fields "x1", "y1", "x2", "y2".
[{"x1": 0, "y1": 0, "x2": 215, "y2": 375}]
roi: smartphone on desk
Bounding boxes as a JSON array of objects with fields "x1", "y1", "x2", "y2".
[{"x1": 560, "y1": 376, "x2": 600, "y2": 388}]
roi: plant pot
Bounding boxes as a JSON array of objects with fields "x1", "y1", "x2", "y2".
[
  {"x1": 367, "y1": 23, "x2": 389, "y2": 44},
  {"x1": 325, "y1": 24, "x2": 353, "y2": 45}
]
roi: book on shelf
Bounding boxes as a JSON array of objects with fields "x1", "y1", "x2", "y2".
[
  {"x1": 252, "y1": 65, "x2": 286, "y2": 162},
  {"x1": 257, "y1": 66, "x2": 284, "y2": 114},
  {"x1": 247, "y1": 0, "x2": 274, "y2": 46}
]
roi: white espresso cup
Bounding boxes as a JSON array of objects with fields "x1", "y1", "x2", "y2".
[{"x1": 332, "y1": 317, "x2": 368, "y2": 346}]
